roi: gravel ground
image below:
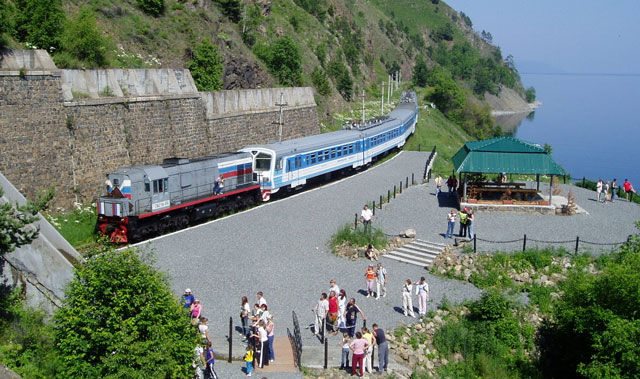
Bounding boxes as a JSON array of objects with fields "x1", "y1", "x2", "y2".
[
  {"x1": 137, "y1": 151, "x2": 482, "y2": 352},
  {"x1": 377, "y1": 179, "x2": 640, "y2": 255}
]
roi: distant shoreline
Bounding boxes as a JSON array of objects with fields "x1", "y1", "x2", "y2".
[{"x1": 491, "y1": 100, "x2": 541, "y2": 116}]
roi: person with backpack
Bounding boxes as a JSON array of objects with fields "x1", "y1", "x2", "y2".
[{"x1": 204, "y1": 341, "x2": 217, "y2": 379}]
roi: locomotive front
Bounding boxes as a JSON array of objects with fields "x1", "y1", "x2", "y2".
[{"x1": 96, "y1": 169, "x2": 139, "y2": 242}]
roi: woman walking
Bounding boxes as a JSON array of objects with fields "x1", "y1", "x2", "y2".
[
  {"x1": 365, "y1": 265, "x2": 377, "y2": 297},
  {"x1": 611, "y1": 179, "x2": 618, "y2": 202},
  {"x1": 415, "y1": 277, "x2": 429, "y2": 316},
  {"x1": 349, "y1": 331, "x2": 370, "y2": 377},
  {"x1": 191, "y1": 299, "x2": 202, "y2": 324}
]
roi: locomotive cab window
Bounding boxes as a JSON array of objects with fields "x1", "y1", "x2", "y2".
[
  {"x1": 255, "y1": 153, "x2": 272, "y2": 171},
  {"x1": 144, "y1": 178, "x2": 150, "y2": 192},
  {"x1": 276, "y1": 158, "x2": 283, "y2": 170},
  {"x1": 153, "y1": 178, "x2": 168, "y2": 193}
]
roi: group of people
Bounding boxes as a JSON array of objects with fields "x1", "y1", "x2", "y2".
[
  {"x1": 312, "y1": 281, "x2": 365, "y2": 339},
  {"x1": 340, "y1": 324, "x2": 390, "y2": 376},
  {"x1": 239, "y1": 291, "x2": 274, "y2": 375},
  {"x1": 597, "y1": 178, "x2": 636, "y2": 203},
  {"x1": 434, "y1": 174, "x2": 459, "y2": 197},
  {"x1": 181, "y1": 288, "x2": 216, "y2": 379},
  {"x1": 445, "y1": 207, "x2": 475, "y2": 239}
]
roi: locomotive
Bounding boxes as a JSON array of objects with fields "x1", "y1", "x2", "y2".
[{"x1": 97, "y1": 91, "x2": 418, "y2": 243}]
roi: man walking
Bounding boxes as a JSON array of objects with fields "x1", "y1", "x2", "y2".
[
  {"x1": 375, "y1": 263, "x2": 387, "y2": 299},
  {"x1": 361, "y1": 204, "x2": 373, "y2": 233},
  {"x1": 372, "y1": 324, "x2": 389, "y2": 374},
  {"x1": 312, "y1": 293, "x2": 329, "y2": 337},
  {"x1": 435, "y1": 174, "x2": 443, "y2": 197}
]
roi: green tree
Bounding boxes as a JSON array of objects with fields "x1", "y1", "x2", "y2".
[
  {"x1": 136, "y1": 0, "x2": 164, "y2": 16},
  {"x1": 327, "y1": 58, "x2": 353, "y2": 101},
  {"x1": 214, "y1": 0, "x2": 241, "y2": 23},
  {"x1": 311, "y1": 67, "x2": 331, "y2": 96},
  {"x1": 57, "y1": 8, "x2": 113, "y2": 68},
  {"x1": 188, "y1": 39, "x2": 224, "y2": 91},
  {"x1": 264, "y1": 36, "x2": 302, "y2": 87},
  {"x1": 1, "y1": 186, "x2": 54, "y2": 257},
  {"x1": 54, "y1": 248, "x2": 197, "y2": 378},
  {"x1": 0, "y1": 0, "x2": 12, "y2": 45},
  {"x1": 412, "y1": 57, "x2": 428, "y2": 87},
  {"x1": 525, "y1": 86, "x2": 536, "y2": 102},
  {"x1": 426, "y1": 69, "x2": 466, "y2": 114},
  {"x1": 13, "y1": 0, "x2": 65, "y2": 51}
]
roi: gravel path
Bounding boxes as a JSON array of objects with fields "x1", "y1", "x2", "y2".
[
  {"x1": 377, "y1": 177, "x2": 640, "y2": 255},
  {"x1": 136, "y1": 152, "x2": 481, "y2": 363}
]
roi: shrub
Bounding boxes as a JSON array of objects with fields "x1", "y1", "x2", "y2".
[
  {"x1": 58, "y1": 8, "x2": 114, "y2": 68},
  {"x1": 13, "y1": 0, "x2": 65, "y2": 51},
  {"x1": 254, "y1": 37, "x2": 302, "y2": 87},
  {"x1": 331, "y1": 224, "x2": 386, "y2": 252},
  {"x1": 54, "y1": 248, "x2": 197, "y2": 378},
  {"x1": 311, "y1": 67, "x2": 331, "y2": 96},
  {"x1": 412, "y1": 57, "x2": 428, "y2": 87},
  {"x1": 525, "y1": 86, "x2": 536, "y2": 102},
  {"x1": 136, "y1": 0, "x2": 165, "y2": 16},
  {"x1": 188, "y1": 39, "x2": 224, "y2": 91},
  {"x1": 469, "y1": 289, "x2": 511, "y2": 322},
  {"x1": 213, "y1": 0, "x2": 241, "y2": 23}
]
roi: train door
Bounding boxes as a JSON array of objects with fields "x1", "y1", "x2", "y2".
[{"x1": 286, "y1": 156, "x2": 299, "y2": 187}]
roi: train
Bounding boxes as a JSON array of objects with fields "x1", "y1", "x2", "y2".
[{"x1": 96, "y1": 91, "x2": 418, "y2": 243}]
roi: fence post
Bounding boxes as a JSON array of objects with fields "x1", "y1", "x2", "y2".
[
  {"x1": 324, "y1": 337, "x2": 328, "y2": 369},
  {"x1": 373, "y1": 201, "x2": 376, "y2": 216},
  {"x1": 473, "y1": 234, "x2": 477, "y2": 253},
  {"x1": 418, "y1": 144, "x2": 421, "y2": 152},
  {"x1": 388, "y1": 190, "x2": 391, "y2": 204},
  {"x1": 582, "y1": 177, "x2": 585, "y2": 187},
  {"x1": 400, "y1": 181, "x2": 403, "y2": 193},
  {"x1": 412, "y1": 173, "x2": 415, "y2": 185},
  {"x1": 406, "y1": 176, "x2": 409, "y2": 188},
  {"x1": 380, "y1": 195, "x2": 383, "y2": 209},
  {"x1": 628, "y1": 235, "x2": 632, "y2": 243},
  {"x1": 228, "y1": 317, "x2": 233, "y2": 363},
  {"x1": 394, "y1": 185, "x2": 396, "y2": 198},
  {"x1": 563, "y1": 175, "x2": 566, "y2": 184},
  {"x1": 322, "y1": 317, "x2": 326, "y2": 343},
  {"x1": 355, "y1": 213, "x2": 358, "y2": 229},
  {"x1": 522, "y1": 234, "x2": 527, "y2": 252},
  {"x1": 575, "y1": 236, "x2": 580, "y2": 254}
]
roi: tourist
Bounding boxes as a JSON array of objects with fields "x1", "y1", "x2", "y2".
[
  {"x1": 361, "y1": 326, "x2": 375, "y2": 374},
  {"x1": 266, "y1": 315, "x2": 275, "y2": 362},
  {"x1": 361, "y1": 204, "x2": 373, "y2": 232},
  {"x1": 327, "y1": 291, "x2": 339, "y2": 335},
  {"x1": 452, "y1": 176, "x2": 458, "y2": 193},
  {"x1": 344, "y1": 298, "x2": 366, "y2": 338},
  {"x1": 204, "y1": 341, "x2": 216, "y2": 379},
  {"x1": 445, "y1": 209, "x2": 456, "y2": 239},
  {"x1": 182, "y1": 288, "x2": 195, "y2": 309},
  {"x1": 459, "y1": 208, "x2": 469, "y2": 237},
  {"x1": 349, "y1": 331, "x2": 370, "y2": 377},
  {"x1": 375, "y1": 262, "x2": 388, "y2": 299},
  {"x1": 259, "y1": 304, "x2": 270, "y2": 324},
  {"x1": 468, "y1": 209, "x2": 475, "y2": 239},
  {"x1": 611, "y1": 179, "x2": 618, "y2": 202},
  {"x1": 191, "y1": 299, "x2": 202, "y2": 324},
  {"x1": 199, "y1": 317, "x2": 211, "y2": 344},
  {"x1": 623, "y1": 179, "x2": 636, "y2": 201},
  {"x1": 257, "y1": 291, "x2": 267, "y2": 307},
  {"x1": 312, "y1": 293, "x2": 329, "y2": 337},
  {"x1": 402, "y1": 279, "x2": 416, "y2": 317},
  {"x1": 373, "y1": 324, "x2": 389, "y2": 374},
  {"x1": 340, "y1": 333, "x2": 351, "y2": 370},
  {"x1": 241, "y1": 296, "x2": 251, "y2": 339},
  {"x1": 244, "y1": 345, "x2": 254, "y2": 377},
  {"x1": 415, "y1": 277, "x2": 429, "y2": 316},
  {"x1": 329, "y1": 280, "x2": 340, "y2": 298},
  {"x1": 215, "y1": 174, "x2": 224, "y2": 195},
  {"x1": 338, "y1": 289, "x2": 348, "y2": 331},
  {"x1": 605, "y1": 180, "x2": 610, "y2": 202},
  {"x1": 596, "y1": 179, "x2": 603, "y2": 202},
  {"x1": 365, "y1": 244, "x2": 378, "y2": 261},
  {"x1": 364, "y1": 265, "x2": 377, "y2": 297},
  {"x1": 435, "y1": 174, "x2": 443, "y2": 197},
  {"x1": 446, "y1": 175, "x2": 454, "y2": 192},
  {"x1": 250, "y1": 320, "x2": 270, "y2": 368}
]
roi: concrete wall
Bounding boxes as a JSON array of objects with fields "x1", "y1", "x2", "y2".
[{"x1": 0, "y1": 50, "x2": 320, "y2": 207}]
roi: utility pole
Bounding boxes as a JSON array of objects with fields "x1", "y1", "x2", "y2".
[
  {"x1": 396, "y1": 71, "x2": 399, "y2": 89},
  {"x1": 388, "y1": 75, "x2": 391, "y2": 103},
  {"x1": 360, "y1": 90, "x2": 366, "y2": 124},
  {"x1": 273, "y1": 92, "x2": 288, "y2": 142},
  {"x1": 381, "y1": 82, "x2": 384, "y2": 115}
]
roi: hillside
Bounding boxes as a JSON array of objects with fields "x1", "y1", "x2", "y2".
[{"x1": 0, "y1": 0, "x2": 531, "y2": 134}]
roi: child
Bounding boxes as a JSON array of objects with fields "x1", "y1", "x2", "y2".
[
  {"x1": 244, "y1": 345, "x2": 254, "y2": 377},
  {"x1": 340, "y1": 333, "x2": 351, "y2": 370}
]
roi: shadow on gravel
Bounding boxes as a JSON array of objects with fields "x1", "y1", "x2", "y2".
[{"x1": 437, "y1": 193, "x2": 459, "y2": 209}]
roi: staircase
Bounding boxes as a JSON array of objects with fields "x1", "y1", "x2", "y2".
[{"x1": 383, "y1": 239, "x2": 445, "y2": 267}]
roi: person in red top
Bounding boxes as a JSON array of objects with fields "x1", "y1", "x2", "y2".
[
  {"x1": 327, "y1": 291, "x2": 339, "y2": 335},
  {"x1": 623, "y1": 179, "x2": 636, "y2": 201},
  {"x1": 364, "y1": 265, "x2": 377, "y2": 298}
]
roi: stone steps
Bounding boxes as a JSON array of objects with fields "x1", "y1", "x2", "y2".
[{"x1": 383, "y1": 239, "x2": 445, "y2": 267}]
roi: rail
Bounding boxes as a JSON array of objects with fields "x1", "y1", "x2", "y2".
[
  {"x1": 471, "y1": 234, "x2": 634, "y2": 254},
  {"x1": 287, "y1": 310, "x2": 303, "y2": 370}
]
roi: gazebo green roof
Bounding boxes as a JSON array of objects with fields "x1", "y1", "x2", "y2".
[{"x1": 451, "y1": 137, "x2": 566, "y2": 175}]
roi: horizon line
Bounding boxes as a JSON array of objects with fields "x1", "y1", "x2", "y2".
[{"x1": 520, "y1": 72, "x2": 640, "y2": 77}]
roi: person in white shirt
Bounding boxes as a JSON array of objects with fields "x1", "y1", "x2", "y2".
[
  {"x1": 375, "y1": 263, "x2": 387, "y2": 299},
  {"x1": 329, "y1": 280, "x2": 340, "y2": 298},
  {"x1": 312, "y1": 293, "x2": 329, "y2": 337},
  {"x1": 435, "y1": 174, "x2": 443, "y2": 197},
  {"x1": 250, "y1": 320, "x2": 270, "y2": 368},
  {"x1": 361, "y1": 205, "x2": 373, "y2": 232},
  {"x1": 257, "y1": 291, "x2": 267, "y2": 307},
  {"x1": 415, "y1": 277, "x2": 429, "y2": 316},
  {"x1": 402, "y1": 280, "x2": 416, "y2": 317}
]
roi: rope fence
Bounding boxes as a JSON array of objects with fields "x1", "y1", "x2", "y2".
[{"x1": 472, "y1": 234, "x2": 632, "y2": 254}]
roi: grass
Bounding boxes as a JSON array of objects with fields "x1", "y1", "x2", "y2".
[
  {"x1": 45, "y1": 203, "x2": 98, "y2": 248},
  {"x1": 331, "y1": 224, "x2": 387, "y2": 252}
]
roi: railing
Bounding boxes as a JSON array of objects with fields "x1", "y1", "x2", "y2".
[
  {"x1": 287, "y1": 310, "x2": 303, "y2": 371},
  {"x1": 423, "y1": 145, "x2": 437, "y2": 181},
  {"x1": 470, "y1": 234, "x2": 634, "y2": 254}
]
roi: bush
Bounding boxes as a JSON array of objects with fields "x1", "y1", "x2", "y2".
[
  {"x1": 54, "y1": 248, "x2": 197, "y2": 378},
  {"x1": 57, "y1": 8, "x2": 114, "y2": 68},
  {"x1": 254, "y1": 37, "x2": 302, "y2": 87},
  {"x1": 412, "y1": 57, "x2": 428, "y2": 87},
  {"x1": 331, "y1": 224, "x2": 386, "y2": 252},
  {"x1": 525, "y1": 86, "x2": 536, "y2": 102},
  {"x1": 327, "y1": 58, "x2": 353, "y2": 100},
  {"x1": 188, "y1": 39, "x2": 224, "y2": 91},
  {"x1": 311, "y1": 67, "x2": 331, "y2": 96},
  {"x1": 136, "y1": 0, "x2": 165, "y2": 16},
  {"x1": 213, "y1": 0, "x2": 241, "y2": 23},
  {"x1": 13, "y1": 0, "x2": 65, "y2": 51},
  {"x1": 469, "y1": 289, "x2": 511, "y2": 322}
]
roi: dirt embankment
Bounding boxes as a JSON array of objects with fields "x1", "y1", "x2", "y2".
[{"x1": 485, "y1": 85, "x2": 532, "y2": 114}]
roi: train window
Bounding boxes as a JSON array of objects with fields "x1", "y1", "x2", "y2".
[
  {"x1": 349, "y1": 145, "x2": 354, "y2": 154},
  {"x1": 144, "y1": 178, "x2": 150, "y2": 192},
  {"x1": 163, "y1": 178, "x2": 168, "y2": 192},
  {"x1": 287, "y1": 160, "x2": 291, "y2": 172},
  {"x1": 255, "y1": 153, "x2": 271, "y2": 171},
  {"x1": 276, "y1": 158, "x2": 283, "y2": 170},
  {"x1": 337, "y1": 148, "x2": 342, "y2": 157},
  {"x1": 318, "y1": 152, "x2": 323, "y2": 162},
  {"x1": 342, "y1": 146, "x2": 347, "y2": 155},
  {"x1": 310, "y1": 153, "x2": 316, "y2": 164},
  {"x1": 324, "y1": 151, "x2": 329, "y2": 160},
  {"x1": 296, "y1": 157, "x2": 301, "y2": 168},
  {"x1": 153, "y1": 180, "x2": 158, "y2": 193},
  {"x1": 331, "y1": 149, "x2": 336, "y2": 159}
]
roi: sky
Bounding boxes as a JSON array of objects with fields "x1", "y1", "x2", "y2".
[{"x1": 444, "y1": 0, "x2": 640, "y2": 75}]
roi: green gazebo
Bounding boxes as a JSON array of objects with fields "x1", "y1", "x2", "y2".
[{"x1": 452, "y1": 137, "x2": 566, "y2": 204}]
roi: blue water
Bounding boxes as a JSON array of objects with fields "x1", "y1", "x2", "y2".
[{"x1": 514, "y1": 73, "x2": 640, "y2": 185}]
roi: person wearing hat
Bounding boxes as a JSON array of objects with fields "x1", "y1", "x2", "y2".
[
  {"x1": 459, "y1": 208, "x2": 469, "y2": 238},
  {"x1": 182, "y1": 288, "x2": 195, "y2": 309}
]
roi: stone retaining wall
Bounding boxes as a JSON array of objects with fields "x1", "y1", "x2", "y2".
[{"x1": 0, "y1": 50, "x2": 319, "y2": 207}]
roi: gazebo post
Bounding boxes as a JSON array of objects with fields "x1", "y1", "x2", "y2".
[
  {"x1": 536, "y1": 174, "x2": 540, "y2": 191},
  {"x1": 549, "y1": 175, "x2": 553, "y2": 204},
  {"x1": 463, "y1": 173, "x2": 468, "y2": 202}
]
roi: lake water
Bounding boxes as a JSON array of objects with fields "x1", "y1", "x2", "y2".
[{"x1": 508, "y1": 73, "x2": 640, "y2": 185}]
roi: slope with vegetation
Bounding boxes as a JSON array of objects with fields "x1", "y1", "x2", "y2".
[{"x1": 0, "y1": 0, "x2": 533, "y2": 136}]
